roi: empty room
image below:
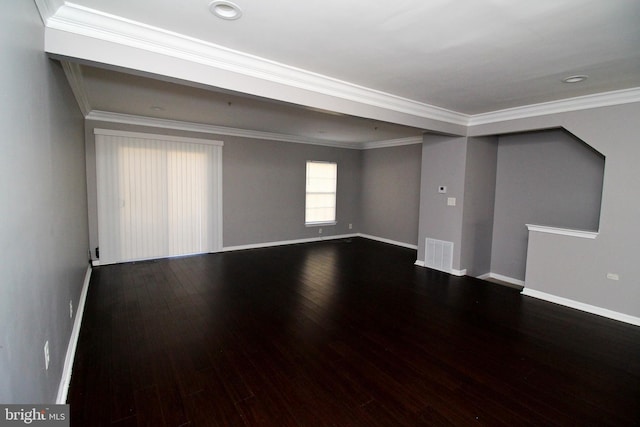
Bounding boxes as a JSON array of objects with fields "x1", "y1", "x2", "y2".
[{"x1": 2, "y1": 1, "x2": 640, "y2": 426}]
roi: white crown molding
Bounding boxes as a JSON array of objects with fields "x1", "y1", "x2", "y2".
[
  {"x1": 47, "y1": 3, "x2": 469, "y2": 127},
  {"x1": 61, "y1": 61, "x2": 91, "y2": 116},
  {"x1": 87, "y1": 111, "x2": 427, "y2": 149},
  {"x1": 469, "y1": 87, "x2": 640, "y2": 127},
  {"x1": 86, "y1": 110, "x2": 367, "y2": 149},
  {"x1": 94, "y1": 128, "x2": 224, "y2": 146},
  {"x1": 526, "y1": 224, "x2": 598, "y2": 240},
  {"x1": 362, "y1": 136, "x2": 423, "y2": 150},
  {"x1": 34, "y1": 0, "x2": 64, "y2": 25}
]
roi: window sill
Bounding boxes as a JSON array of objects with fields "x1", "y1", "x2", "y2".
[{"x1": 305, "y1": 222, "x2": 337, "y2": 227}]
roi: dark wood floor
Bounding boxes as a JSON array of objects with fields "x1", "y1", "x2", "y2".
[{"x1": 68, "y1": 238, "x2": 640, "y2": 426}]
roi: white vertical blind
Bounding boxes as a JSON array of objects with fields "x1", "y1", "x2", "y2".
[
  {"x1": 305, "y1": 161, "x2": 337, "y2": 224},
  {"x1": 95, "y1": 129, "x2": 223, "y2": 264}
]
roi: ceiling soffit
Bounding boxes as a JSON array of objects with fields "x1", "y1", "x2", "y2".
[
  {"x1": 42, "y1": 1, "x2": 467, "y2": 135},
  {"x1": 39, "y1": 1, "x2": 640, "y2": 139}
]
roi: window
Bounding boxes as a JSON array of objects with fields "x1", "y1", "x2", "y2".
[{"x1": 305, "y1": 161, "x2": 337, "y2": 225}]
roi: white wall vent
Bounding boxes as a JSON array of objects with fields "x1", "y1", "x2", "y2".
[{"x1": 425, "y1": 238, "x2": 454, "y2": 273}]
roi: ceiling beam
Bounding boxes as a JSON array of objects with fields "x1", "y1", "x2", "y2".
[
  {"x1": 39, "y1": 1, "x2": 640, "y2": 137},
  {"x1": 43, "y1": 2, "x2": 468, "y2": 136}
]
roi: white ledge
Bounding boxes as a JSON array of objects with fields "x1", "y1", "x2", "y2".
[{"x1": 526, "y1": 224, "x2": 598, "y2": 239}]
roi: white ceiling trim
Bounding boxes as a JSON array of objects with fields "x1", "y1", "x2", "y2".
[
  {"x1": 46, "y1": 2, "x2": 469, "y2": 127},
  {"x1": 34, "y1": 0, "x2": 64, "y2": 25},
  {"x1": 94, "y1": 128, "x2": 224, "y2": 146},
  {"x1": 61, "y1": 61, "x2": 91, "y2": 116},
  {"x1": 468, "y1": 87, "x2": 640, "y2": 127},
  {"x1": 86, "y1": 110, "x2": 420, "y2": 150},
  {"x1": 362, "y1": 136, "x2": 423, "y2": 150}
]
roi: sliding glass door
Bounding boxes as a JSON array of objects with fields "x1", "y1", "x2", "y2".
[{"x1": 95, "y1": 129, "x2": 223, "y2": 264}]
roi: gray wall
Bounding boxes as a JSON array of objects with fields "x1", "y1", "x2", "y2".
[
  {"x1": 417, "y1": 134, "x2": 468, "y2": 269},
  {"x1": 490, "y1": 129, "x2": 605, "y2": 281},
  {"x1": 360, "y1": 144, "x2": 421, "y2": 246},
  {"x1": 223, "y1": 136, "x2": 361, "y2": 246},
  {"x1": 469, "y1": 102, "x2": 640, "y2": 318},
  {"x1": 461, "y1": 136, "x2": 498, "y2": 277},
  {"x1": 0, "y1": 2, "x2": 88, "y2": 403},
  {"x1": 84, "y1": 123, "x2": 361, "y2": 253}
]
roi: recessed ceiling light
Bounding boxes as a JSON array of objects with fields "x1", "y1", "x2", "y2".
[
  {"x1": 562, "y1": 75, "x2": 588, "y2": 84},
  {"x1": 209, "y1": 1, "x2": 243, "y2": 20}
]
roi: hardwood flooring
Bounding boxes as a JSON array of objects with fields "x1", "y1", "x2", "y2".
[{"x1": 68, "y1": 238, "x2": 640, "y2": 426}]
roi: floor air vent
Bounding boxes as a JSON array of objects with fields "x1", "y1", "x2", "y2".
[{"x1": 425, "y1": 238, "x2": 453, "y2": 273}]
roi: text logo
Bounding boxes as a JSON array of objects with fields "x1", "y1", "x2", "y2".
[{"x1": 1, "y1": 405, "x2": 69, "y2": 426}]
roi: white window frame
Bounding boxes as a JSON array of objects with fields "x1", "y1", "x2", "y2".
[{"x1": 305, "y1": 161, "x2": 337, "y2": 226}]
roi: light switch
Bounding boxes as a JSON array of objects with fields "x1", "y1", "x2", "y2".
[{"x1": 447, "y1": 197, "x2": 456, "y2": 206}]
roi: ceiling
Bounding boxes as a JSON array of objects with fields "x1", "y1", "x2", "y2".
[{"x1": 44, "y1": 0, "x2": 640, "y2": 145}]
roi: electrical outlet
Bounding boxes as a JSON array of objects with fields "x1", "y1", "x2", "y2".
[
  {"x1": 348, "y1": 223, "x2": 352, "y2": 230},
  {"x1": 318, "y1": 228, "x2": 323, "y2": 234},
  {"x1": 44, "y1": 341, "x2": 50, "y2": 370},
  {"x1": 70, "y1": 300, "x2": 73, "y2": 319}
]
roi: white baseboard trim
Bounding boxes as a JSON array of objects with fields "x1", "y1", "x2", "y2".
[
  {"x1": 479, "y1": 272, "x2": 525, "y2": 287},
  {"x1": 56, "y1": 265, "x2": 92, "y2": 404},
  {"x1": 522, "y1": 288, "x2": 640, "y2": 327},
  {"x1": 357, "y1": 233, "x2": 418, "y2": 250},
  {"x1": 413, "y1": 260, "x2": 466, "y2": 276},
  {"x1": 222, "y1": 233, "x2": 418, "y2": 253},
  {"x1": 222, "y1": 234, "x2": 359, "y2": 252}
]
